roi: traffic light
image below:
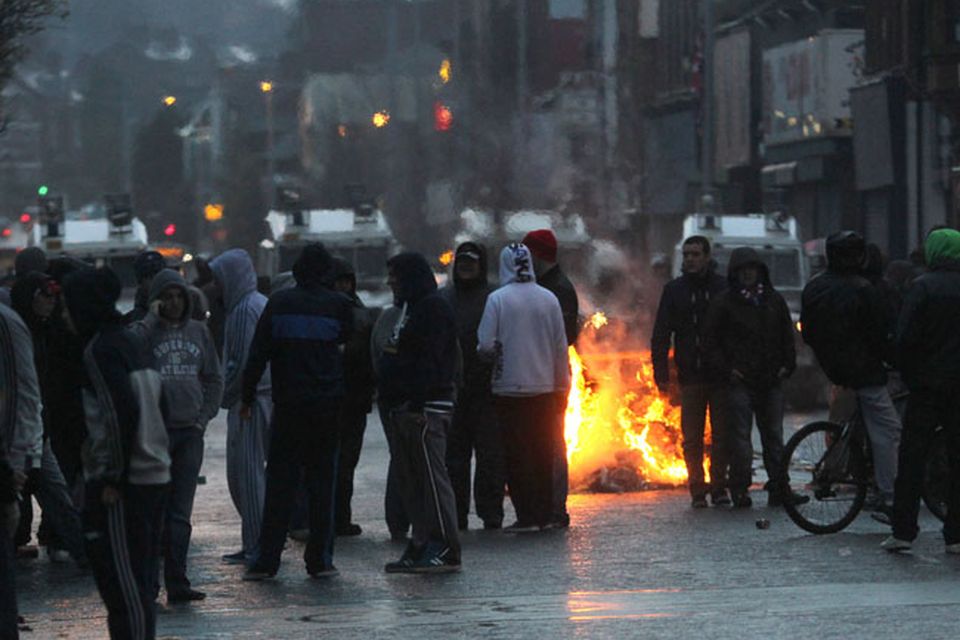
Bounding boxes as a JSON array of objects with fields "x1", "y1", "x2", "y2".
[
  {"x1": 104, "y1": 193, "x2": 133, "y2": 227},
  {"x1": 19, "y1": 212, "x2": 31, "y2": 224},
  {"x1": 38, "y1": 195, "x2": 64, "y2": 224},
  {"x1": 204, "y1": 203, "x2": 224, "y2": 221},
  {"x1": 1, "y1": 227, "x2": 11, "y2": 239},
  {"x1": 434, "y1": 101, "x2": 453, "y2": 132},
  {"x1": 37, "y1": 185, "x2": 49, "y2": 197},
  {"x1": 164, "y1": 223, "x2": 177, "y2": 237}
]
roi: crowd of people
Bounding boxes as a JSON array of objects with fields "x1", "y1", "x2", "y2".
[
  {"x1": 652, "y1": 228, "x2": 960, "y2": 552},
  {"x1": 0, "y1": 229, "x2": 578, "y2": 639}
]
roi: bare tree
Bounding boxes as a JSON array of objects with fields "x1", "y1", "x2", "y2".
[{"x1": 0, "y1": 0, "x2": 67, "y2": 125}]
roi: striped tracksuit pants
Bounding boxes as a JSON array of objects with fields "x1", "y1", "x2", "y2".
[
  {"x1": 84, "y1": 483, "x2": 167, "y2": 640},
  {"x1": 225, "y1": 396, "x2": 271, "y2": 559}
]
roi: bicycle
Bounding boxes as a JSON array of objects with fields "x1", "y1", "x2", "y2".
[{"x1": 780, "y1": 398, "x2": 946, "y2": 534}]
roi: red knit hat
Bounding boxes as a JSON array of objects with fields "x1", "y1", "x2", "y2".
[{"x1": 522, "y1": 229, "x2": 558, "y2": 263}]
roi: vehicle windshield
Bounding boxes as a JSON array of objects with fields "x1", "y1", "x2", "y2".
[{"x1": 711, "y1": 247, "x2": 804, "y2": 289}]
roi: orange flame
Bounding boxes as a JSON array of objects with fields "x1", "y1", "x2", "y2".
[
  {"x1": 439, "y1": 250, "x2": 455, "y2": 266},
  {"x1": 564, "y1": 315, "x2": 709, "y2": 490}
]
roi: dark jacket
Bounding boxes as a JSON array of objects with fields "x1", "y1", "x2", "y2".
[
  {"x1": 704, "y1": 248, "x2": 796, "y2": 389},
  {"x1": 651, "y1": 267, "x2": 727, "y2": 387},
  {"x1": 241, "y1": 244, "x2": 353, "y2": 409},
  {"x1": 10, "y1": 272, "x2": 54, "y2": 436},
  {"x1": 0, "y1": 435, "x2": 14, "y2": 505},
  {"x1": 897, "y1": 231, "x2": 960, "y2": 392},
  {"x1": 801, "y1": 272, "x2": 891, "y2": 390},
  {"x1": 538, "y1": 264, "x2": 580, "y2": 346},
  {"x1": 329, "y1": 257, "x2": 378, "y2": 414},
  {"x1": 439, "y1": 242, "x2": 494, "y2": 395},
  {"x1": 377, "y1": 253, "x2": 457, "y2": 411}
]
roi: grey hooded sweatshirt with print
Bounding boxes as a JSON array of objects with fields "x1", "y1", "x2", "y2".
[{"x1": 134, "y1": 269, "x2": 223, "y2": 430}]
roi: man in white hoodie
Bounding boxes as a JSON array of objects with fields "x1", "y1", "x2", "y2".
[{"x1": 478, "y1": 243, "x2": 570, "y2": 532}]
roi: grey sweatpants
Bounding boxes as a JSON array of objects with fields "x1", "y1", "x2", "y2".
[
  {"x1": 392, "y1": 408, "x2": 460, "y2": 556},
  {"x1": 225, "y1": 396, "x2": 272, "y2": 558},
  {"x1": 856, "y1": 385, "x2": 902, "y2": 504}
]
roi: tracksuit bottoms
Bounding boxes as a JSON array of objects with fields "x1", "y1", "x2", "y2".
[{"x1": 225, "y1": 395, "x2": 272, "y2": 559}]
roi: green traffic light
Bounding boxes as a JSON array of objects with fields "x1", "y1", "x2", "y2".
[{"x1": 37, "y1": 185, "x2": 49, "y2": 196}]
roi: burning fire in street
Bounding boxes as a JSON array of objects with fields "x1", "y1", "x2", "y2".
[{"x1": 564, "y1": 312, "x2": 707, "y2": 492}]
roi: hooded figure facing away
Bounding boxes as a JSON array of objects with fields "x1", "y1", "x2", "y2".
[
  {"x1": 62, "y1": 267, "x2": 170, "y2": 640},
  {"x1": 440, "y1": 242, "x2": 505, "y2": 530},
  {"x1": 241, "y1": 243, "x2": 353, "y2": 581},
  {"x1": 885, "y1": 229, "x2": 960, "y2": 553},
  {"x1": 478, "y1": 244, "x2": 570, "y2": 532},
  {"x1": 703, "y1": 247, "x2": 803, "y2": 509},
  {"x1": 209, "y1": 249, "x2": 272, "y2": 566},
  {"x1": 132, "y1": 269, "x2": 223, "y2": 604},
  {"x1": 378, "y1": 252, "x2": 461, "y2": 573}
]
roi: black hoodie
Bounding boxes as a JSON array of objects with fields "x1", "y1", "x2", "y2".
[
  {"x1": 329, "y1": 257, "x2": 378, "y2": 412},
  {"x1": 703, "y1": 247, "x2": 796, "y2": 389},
  {"x1": 11, "y1": 273, "x2": 54, "y2": 435},
  {"x1": 378, "y1": 253, "x2": 457, "y2": 411},
  {"x1": 439, "y1": 242, "x2": 494, "y2": 395}
]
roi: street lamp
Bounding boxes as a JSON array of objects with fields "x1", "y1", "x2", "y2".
[
  {"x1": 162, "y1": 95, "x2": 177, "y2": 107},
  {"x1": 260, "y1": 80, "x2": 273, "y2": 94},
  {"x1": 261, "y1": 80, "x2": 275, "y2": 192}
]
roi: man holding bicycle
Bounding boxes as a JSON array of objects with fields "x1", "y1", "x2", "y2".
[
  {"x1": 800, "y1": 231, "x2": 902, "y2": 524},
  {"x1": 883, "y1": 228, "x2": 960, "y2": 553}
]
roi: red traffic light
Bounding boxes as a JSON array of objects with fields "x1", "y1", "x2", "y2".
[
  {"x1": 434, "y1": 101, "x2": 453, "y2": 132},
  {"x1": 163, "y1": 224, "x2": 177, "y2": 237},
  {"x1": 1, "y1": 228, "x2": 12, "y2": 238},
  {"x1": 20, "y1": 213, "x2": 31, "y2": 224}
]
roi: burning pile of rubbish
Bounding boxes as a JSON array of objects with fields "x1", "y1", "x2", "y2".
[{"x1": 564, "y1": 313, "x2": 710, "y2": 493}]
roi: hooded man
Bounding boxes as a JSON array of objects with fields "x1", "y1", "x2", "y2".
[
  {"x1": 132, "y1": 269, "x2": 223, "y2": 603},
  {"x1": 10, "y1": 273, "x2": 86, "y2": 565},
  {"x1": 651, "y1": 235, "x2": 730, "y2": 508},
  {"x1": 522, "y1": 229, "x2": 579, "y2": 528},
  {"x1": 328, "y1": 257, "x2": 378, "y2": 537},
  {"x1": 124, "y1": 251, "x2": 167, "y2": 324},
  {"x1": 240, "y1": 243, "x2": 353, "y2": 581},
  {"x1": 62, "y1": 267, "x2": 170, "y2": 640},
  {"x1": 379, "y1": 253, "x2": 460, "y2": 573},
  {"x1": 440, "y1": 242, "x2": 505, "y2": 530},
  {"x1": 478, "y1": 243, "x2": 570, "y2": 532},
  {"x1": 209, "y1": 249, "x2": 272, "y2": 566},
  {"x1": 801, "y1": 231, "x2": 902, "y2": 522},
  {"x1": 703, "y1": 247, "x2": 805, "y2": 508},
  {"x1": 883, "y1": 229, "x2": 960, "y2": 553}
]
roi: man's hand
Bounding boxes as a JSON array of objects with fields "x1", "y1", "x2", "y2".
[
  {"x1": 239, "y1": 404, "x2": 252, "y2": 420},
  {"x1": 101, "y1": 486, "x2": 121, "y2": 506}
]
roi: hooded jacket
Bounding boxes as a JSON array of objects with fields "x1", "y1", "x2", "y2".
[
  {"x1": 132, "y1": 269, "x2": 223, "y2": 430},
  {"x1": 703, "y1": 247, "x2": 796, "y2": 389},
  {"x1": 330, "y1": 257, "x2": 378, "y2": 412},
  {"x1": 537, "y1": 264, "x2": 581, "y2": 346},
  {"x1": 477, "y1": 244, "x2": 570, "y2": 397},
  {"x1": 210, "y1": 249, "x2": 270, "y2": 408},
  {"x1": 63, "y1": 268, "x2": 170, "y2": 486},
  {"x1": 0, "y1": 301, "x2": 43, "y2": 472},
  {"x1": 898, "y1": 229, "x2": 960, "y2": 392},
  {"x1": 440, "y1": 242, "x2": 495, "y2": 395},
  {"x1": 377, "y1": 253, "x2": 457, "y2": 411},
  {"x1": 801, "y1": 245, "x2": 892, "y2": 389},
  {"x1": 651, "y1": 265, "x2": 727, "y2": 387},
  {"x1": 242, "y1": 243, "x2": 354, "y2": 409},
  {"x1": 11, "y1": 272, "x2": 55, "y2": 434}
]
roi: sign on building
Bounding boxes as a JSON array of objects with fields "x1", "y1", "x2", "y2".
[{"x1": 714, "y1": 28, "x2": 752, "y2": 173}]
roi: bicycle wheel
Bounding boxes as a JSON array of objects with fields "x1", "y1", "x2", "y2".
[
  {"x1": 922, "y1": 428, "x2": 948, "y2": 523},
  {"x1": 781, "y1": 421, "x2": 869, "y2": 534}
]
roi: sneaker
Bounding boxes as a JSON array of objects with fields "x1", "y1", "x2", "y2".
[
  {"x1": 768, "y1": 490, "x2": 810, "y2": 508},
  {"x1": 504, "y1": 522, "x2": 541, "y2": 534},
  {"x1": 242, "y1": 568, "x2": 276, "y2": 582},
  {"x1": 691, "y1": 495, "x2": 708, "y2": 509},
  {"x1": 410, "y1": 546, "x2": 461, "y2": 574},
  {"x1": 710, "y1": 490, "x2": 731, "y2": 507},
  {"x1": 336, "y1": 524, "x2": 362, "y2": 537},
  {"x1": 945, "y1": 542, "x2": 960, "y2": 555},
  {"x1": 167, "y1": 588, "x2": 207, "y2": 604},
  {"x1": 880, "y1": 536, "x2": 912, "y2": 553},
  {"x1": 731, "y1": 492, "x2": 753, "y2": 509},
  {"x1": 870, "y1": 504, "x2": 894, "y2": 526},
  {"x1": 385, "y1": 544, "x2": 421, "y2": 573},
  {"x1": 221, "y1": 551, "x2": 248, "y2": 565},
  {"x1": 308, "y1": 565, "x2": 339, "y2": 579}
]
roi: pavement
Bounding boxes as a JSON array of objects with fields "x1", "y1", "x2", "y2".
[{"x1": 14, "y1": 411, "x2": 960, "y2": 639}]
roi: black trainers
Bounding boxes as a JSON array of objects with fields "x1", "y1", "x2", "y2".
[
  {"x1": 710, "y1": 490, "x2": 731, "y2": 507},
  {"x1": 221, "y1": 550, "x2": 247, "y2": 565},
  {"x1": 385, "y1": 544, "x2": 421, "y2": 573},
  {"x1": 336, "y1": 524, "x2": 362, "y2": 537},
  {"x1": 870, "y1": 503, "x2": 894, "y2": 526},
  {"x1": 768, "y1": 489, "x2": 810, "y2": 508},
  {"x1": 731, "y1": 492, "x2": 753, "y2": 508},
  {"x1": 308, "y1": 565, "x2": 340, "y2": 579},
  {"x1": 410, "y1": 546, "x2": 461, "y2": 574},
  {"x1": 691, "y1": 494, "x2": 709, "y2": 509},
  {"x1": 167, "y1": 588, "x2": 206, "y2": 604},
  {"x1": 242, "y1": 568, "x2": 276, "y2": 582}
]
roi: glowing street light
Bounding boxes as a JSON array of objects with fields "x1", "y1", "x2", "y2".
[
  {"x1": 439, "y1": 59, "x2": 452, "y2": 84},
  {"x1": 162, "y1": 95, "x2": 177, "y2": 107},
  {"x1": 372, "y1": 111, "x2": 391, "y2": 128},
  {"x1": 260, "y1": 80, "x2": 274, "y2": 94},
  {"x1": 204, "y1": 203, "x2": 224, "y2": 222}
]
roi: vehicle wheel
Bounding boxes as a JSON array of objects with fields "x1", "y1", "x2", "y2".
[
  {"x1": 781, "y1": 421, "x2": 868, "y2": 534},
  {"x1": 922, "y1": 428, "x2": 948, "y2": 523}
]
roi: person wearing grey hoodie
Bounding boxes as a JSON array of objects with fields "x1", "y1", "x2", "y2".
[
  {"x1": 133, "y1": 269, "x2": 223, "y2": 603},
  {"x1": 209, "y1": 249, "x2": 272, "y2": 565}
]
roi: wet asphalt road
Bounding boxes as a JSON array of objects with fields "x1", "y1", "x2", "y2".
[{"x1": 14, "y1": 411, "x2": 960, "y2": 639}]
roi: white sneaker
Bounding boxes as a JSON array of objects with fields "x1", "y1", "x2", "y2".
[
  {"x1": 945, "y1": 543, "x2": 960, "y2": 555},
  {"x1": 880, "y1": 536, "x2": 912, "y2": 553}
]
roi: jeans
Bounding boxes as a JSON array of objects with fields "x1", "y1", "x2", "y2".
[
  {"x1": 335, "y1": 406, "x2": 369, "y2": 529},
  {"x1": 85, "y1": 483, "x2": 167, "y2": 640},
  {"x1": 680, "y1": 383, "x2": 729, "y2": 497},
  {"x1": 726, "y1": 382, "x2": 786, "y2": 495},
  {"x1": 892, "y1": 389, "x2": 960, "y2": 544},
  {"x1": 378, "y1": 402, "x2": 410, "y2": 537},
  {"x1": 253, "y1": 405, "x2": 340, "y2": 574},
  {"x1": 162, "y1": 428, "x2": 205, "y2": 595},
  {"x1": 551, "y1": 394, "x2": 569, "y2": 523},
  {"x1": 855, "y1": 385, "x2": 902, "y2": 504},
  {"x1": 446, "y1": 391, "x2": 505, "y2": 528},
  {"x1": 496, "y1": 395, "x2": 557, "y2": 527},
  {"x1": 392, "y1": 407, "x2": 460, "y2": 556}
]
